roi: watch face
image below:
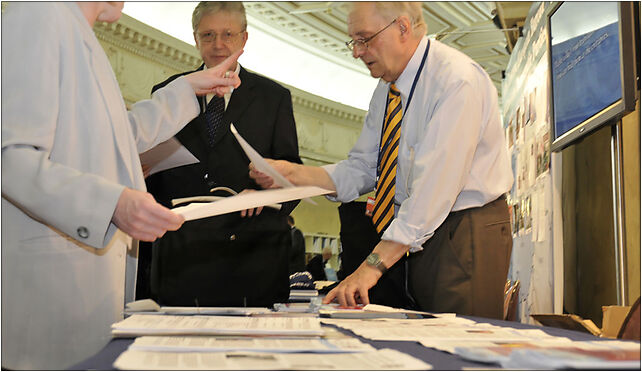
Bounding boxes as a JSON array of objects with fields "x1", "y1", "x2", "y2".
[{"x1": 366, "y1": 253, "x2": 380, "y2": 265}]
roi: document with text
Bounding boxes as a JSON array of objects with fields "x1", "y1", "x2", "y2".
[
  {"x1": 113, "y1": 348, "x2": 432, "y2": 370},
  {"x1": 111, "y1": 314, "x2": 324, "y2": 337},
  {"x1": 129, "y1": 336, "x2": 376, "y2": 353}
]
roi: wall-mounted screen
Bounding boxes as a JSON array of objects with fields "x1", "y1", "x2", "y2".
[{"x1": 548, "y1": 2, "x2": 637, "y2": 152}]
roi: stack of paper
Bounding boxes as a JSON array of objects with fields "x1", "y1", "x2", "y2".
[
  {"x1": 124, "y1": 299, "x2": 272, "y2": 316},
  {"x1": 128, "y1": 336, "x2": 375, "y2": 354},
  {"x1": 113, "y1": 348, "x2": 432, "y2": 370},
  {"x1": 169, "y1": 124, "x2": 334, "y2": 221},
  {"x1": 455, "y1": 339, "x2": 641, "y2": 369},
  {"x1": 111, "y1": 314, "x2": 324, "y2": 337}
]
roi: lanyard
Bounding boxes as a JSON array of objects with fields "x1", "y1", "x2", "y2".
[{"x1": 376, "y1": 39, "x2": 430, "y2": 180}]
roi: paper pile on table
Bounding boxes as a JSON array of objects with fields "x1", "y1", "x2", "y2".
[{"x1": 113, "y1": 348, "x2": 432, "y2": 370}]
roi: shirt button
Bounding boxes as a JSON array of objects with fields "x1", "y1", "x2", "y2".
[
  {"x1": 203, "y1": 173, "x2": 209, "y2": 180},
  {"x1": 77, "y1": 227, "x2": 90, "y2": 239},
  {"x1": 229, "y1": 234, "x2": 236, "y2": 241}
]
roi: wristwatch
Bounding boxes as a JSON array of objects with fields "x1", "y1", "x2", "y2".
[{"x1": 365, "y1": 253, "x2": 388, "y2": 274}]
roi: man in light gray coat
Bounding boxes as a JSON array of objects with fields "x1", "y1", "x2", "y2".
[{"x1": 1, "y1": 2, "x2": 240, "y2": 369}]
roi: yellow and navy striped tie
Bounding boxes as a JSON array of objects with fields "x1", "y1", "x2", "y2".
[{"x1": 372, "y1": 83, "x2": 402, "y2": 233}]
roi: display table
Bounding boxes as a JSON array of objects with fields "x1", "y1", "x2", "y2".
[{"x1": 70, "y1": 315, "x2": 614, "y2": 370}]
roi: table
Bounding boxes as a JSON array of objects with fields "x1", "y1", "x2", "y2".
[{"x1": 70, "y1": 316, "x2": 611, "y2": 370}]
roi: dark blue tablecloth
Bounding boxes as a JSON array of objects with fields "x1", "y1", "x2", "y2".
[{"x1": 69, "y1": 316, "x2": 605, "y2": 370}]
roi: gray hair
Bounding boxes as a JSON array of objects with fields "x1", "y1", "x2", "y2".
[
  {"x1": 350, "y1": 2, "x2": 427, "y2": 37},
  {"x1": 192, "y1": 2, "x2": 247, "y2": 32}
]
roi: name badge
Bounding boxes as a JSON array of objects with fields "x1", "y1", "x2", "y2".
[{"x1": 365, "y1": 196, "x2": 375, "y2": 217}]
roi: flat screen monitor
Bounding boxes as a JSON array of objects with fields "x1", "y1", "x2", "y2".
[{"x1": 548, "y1": 2, "x2": 637, "y2": 152}]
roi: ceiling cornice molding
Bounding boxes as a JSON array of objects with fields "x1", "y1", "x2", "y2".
[
  {"x1": 94, "y1": 14, "x2": 202, "y2": 72},
  {"x1": 93, "y1": 13, "x2": 366, "y2": 126},
  {"x1": 289, "y1": 86, "x2": 365, "y2": 128},
  {"x1": 244, "y1": 2, "x2": 369, "y2": 76}
]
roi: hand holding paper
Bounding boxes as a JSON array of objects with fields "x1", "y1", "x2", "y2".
[
  {"x1": 170, "y1": 125, "x2": 334, "y2": 221},
  {"x1": 231, "y1": 124, "x2": 295, "y2": 189}
]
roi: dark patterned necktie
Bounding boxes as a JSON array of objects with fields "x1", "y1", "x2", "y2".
[
  {"x1": 204, "y1": 96, "x2": 225, "y2": 147},
  {"x1": 372, "y1": 83, "x2": 402, "y2": 233}
]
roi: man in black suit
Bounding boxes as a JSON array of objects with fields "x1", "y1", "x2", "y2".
[
  {"x1": 287, "y1": 215, "x2": 306, "y2": 275},
  {"x1": 139, "y1": 1, "x2": 302, "y2": 307}
]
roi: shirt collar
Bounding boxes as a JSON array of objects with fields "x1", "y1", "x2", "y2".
[{"x1": 391, "y1": 36, "x2": 429, "y2": 100}]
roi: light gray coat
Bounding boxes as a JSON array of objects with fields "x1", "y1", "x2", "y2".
[{"x1": 1, "y1": 2, "x2": 199, "y2": 369}]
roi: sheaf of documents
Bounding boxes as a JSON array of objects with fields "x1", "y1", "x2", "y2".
[
  {"x1": 113, "y1": 348, "x2": 432, "y2": 370},
  {"x1": 111, "y1": 314, "x2": 324, "y2": 337},
  {"x1": 124, "y1": 299, "x2": 272, "y2": 316},
  {"x1": 129, "y1": 336, "x2": 376, "y2": 353},
  {"x1": 169, "y1": 125, "x2": 333, "y2": 220},
  {"x1": 139, "y1": 138, "x2": 199, "y2": 176},
  {"x1": 172, "y1": 186, "x2": 333, "y2": 221},
  {"x1": 230, "y1": 123, "x2": 319, "y2": 205}
]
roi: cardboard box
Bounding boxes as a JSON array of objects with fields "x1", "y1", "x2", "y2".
[
  {"x1": 532, "y1": 305, "x2": 632, "y2": 338},
  {"x1": 601, "y1": 305, "x2": 633, "y2": 338}
]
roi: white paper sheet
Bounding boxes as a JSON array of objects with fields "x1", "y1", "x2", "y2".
[
  {"x1": 113, "y1": 348, "x2": 432, "y2": 370},
  {"x1": 129, "y1": 336, "x2": 376, "y2": 353},
  {"x1": 140, "y1": 138, "x2": 199, "y2": 176},
  {"x1": 230, "y1": 123, "x2": 317, "y2": 205},
  {"x1": 171, "y1": 186, "x2": 333, "y2": 221},
  {"x1": 111, "y1": 314, "x2": 324, "y2": 337},
  {"x1": 124, "y1": 299, "x2": 272, "y2": 316},
  {"x1": 230, "y1": 124, "x2": 293, "y2": 189}
]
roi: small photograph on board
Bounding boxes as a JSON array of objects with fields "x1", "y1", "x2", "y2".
[
  {"x1": 541, "y1": 131, "x2": 550, "y2": 173},
  {"x1": 530, "y1": 88, "x2": 537, "y2": 123},
  {"x1": 523, "y1": 196, "x2": 532, "y2": 233},
  {"x1": 515, "y1": 107, "x2": 522, "y2": 143},
  {"x1": 511, "y1": 203, "x2": 520, "y2": 237},
  {"x1": 523, "y1": 95, "x2": 530, "y2": 126}
]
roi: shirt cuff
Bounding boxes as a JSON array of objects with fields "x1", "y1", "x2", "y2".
[
  {"x1": 321, "y1": 164, "x2": 360, "y2": 203},
  {"x1": 382, "y1": 218, "x2": 434, "y2": 253}
]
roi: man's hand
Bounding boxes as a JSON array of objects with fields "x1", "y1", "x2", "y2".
[
  {"x1": 112, "y1": 188, "x2": 185, "y2": 242},
  {"x1": 238, "y1": 189, "x2": 264, "y2": 217},
  {"x1": 184, "y1": 49, "x2": 243, "y2": 96},
  {"x1": 248, "y1": 159, "x2": 298, "y2": 189},
  {"x1": 323, "y1": 263, "x2": 382, "y2": 307},
  {"x1": 323, "y1": 240, "x2": 410, "y2": 307}
]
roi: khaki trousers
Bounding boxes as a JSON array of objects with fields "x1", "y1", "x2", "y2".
[{"x1": 408, "y1": 196, "x2": 512, "y2": 319}]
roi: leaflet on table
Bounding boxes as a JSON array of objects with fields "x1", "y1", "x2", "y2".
[
  {"x1": 320, "y1": 315, "x2": 479, "y2": 330},
  {"x1": 332, "y1": 318, "x2": 563, "y2": 342},
  {"x1": 113, "y1": 348, "x2": 432, "y2": 370},
  {"x1": 230, "y1": 123, "x2": 317, "y2": 205},
  {"x1": 171, "y1": 186, "x2": 333, "y2": 221},
  {"x1": 111, "y1": 314, "x2": 324, "y2": 337},
  {"x1": 124, "y1": 299, "x2": 271, "y2": 316},
  {"x1": 129, "y1": 335, "x2": 376, "y2": 353},
  {"x1": 454, "y1": 339, "x2": 641, "y2": 369},
  {"x1": 139, "y1": 138, "x2": 199, "y2": 176},
  {"x1": 320, "y1": 303, "x2": 436, "y2": 319}
]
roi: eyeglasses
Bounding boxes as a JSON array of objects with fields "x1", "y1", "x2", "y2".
[
  {"x1": 345, "y1": 18, "x2": 397, "y2": 52},
  {"x1": 197, "y1": 29, "x2": 246, "y2": 44}
]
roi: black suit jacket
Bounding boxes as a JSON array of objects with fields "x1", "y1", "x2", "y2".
[{"x1": 144, "y1": 65, "x2": 302, "y2": 307}]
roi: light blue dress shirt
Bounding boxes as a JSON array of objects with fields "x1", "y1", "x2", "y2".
[{"x1": 323, "y1": 37, "x2": 513, "y2": 251}]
